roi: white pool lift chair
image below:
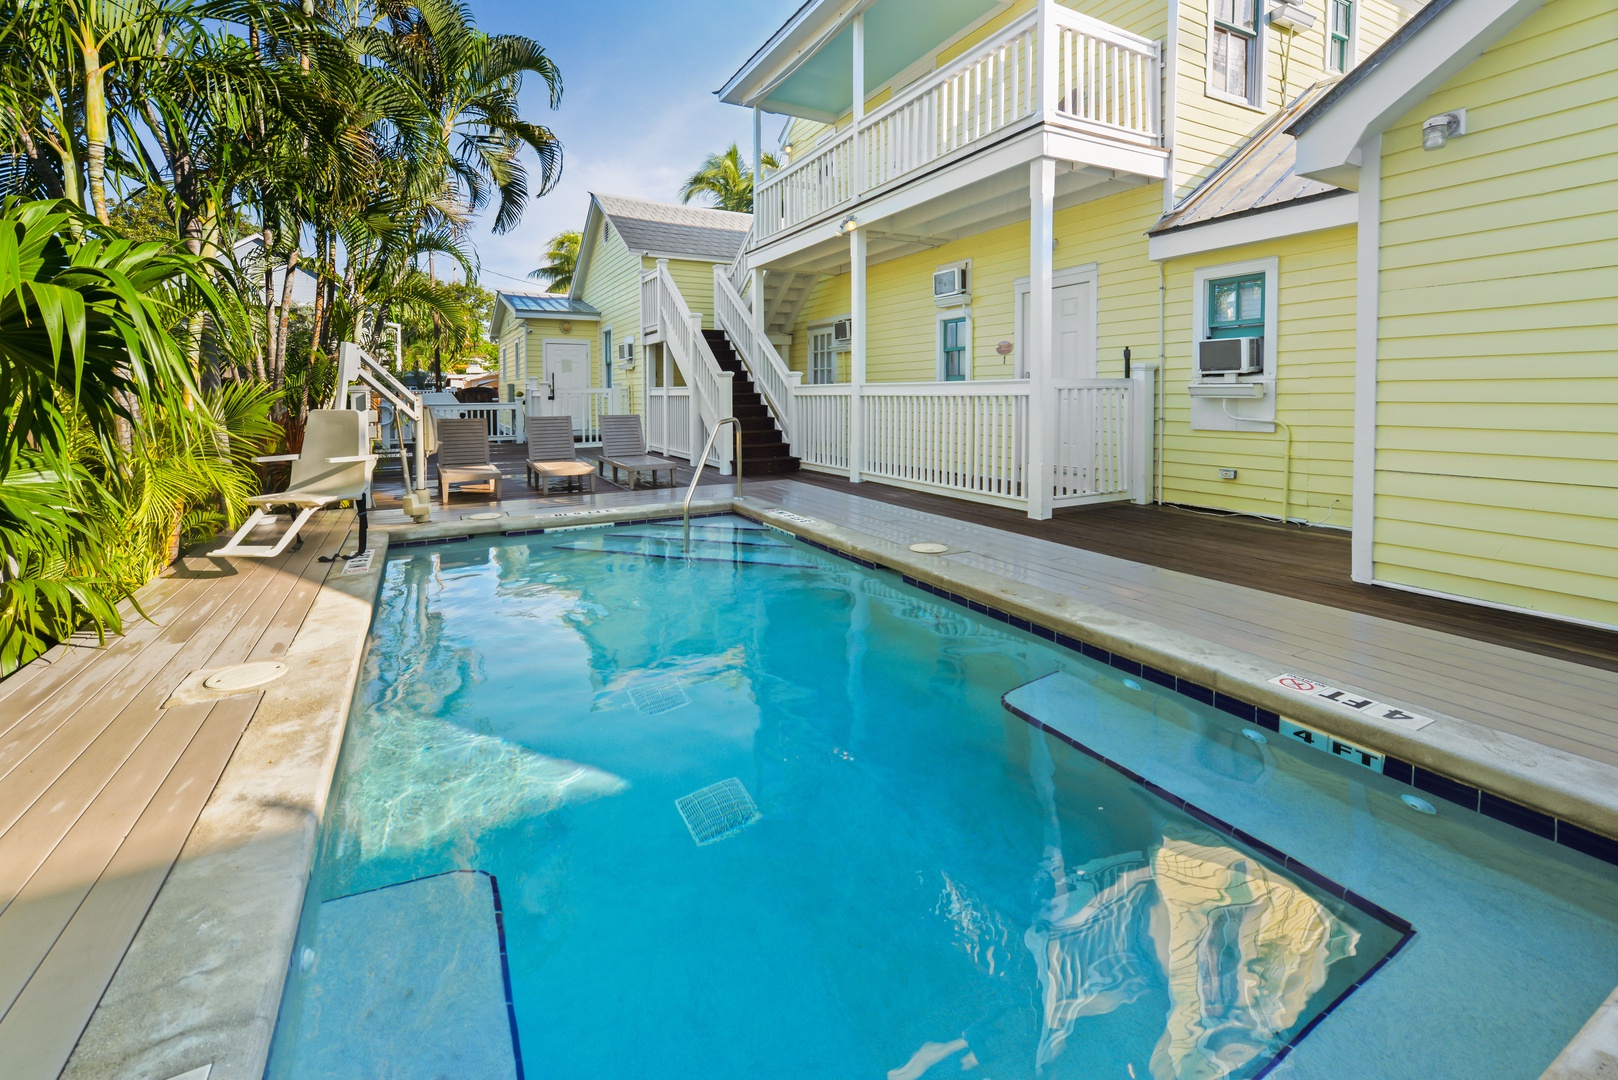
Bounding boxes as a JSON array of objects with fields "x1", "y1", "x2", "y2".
[{"x1": 216, "y1": 409, "x2": 378, "y2": 561}]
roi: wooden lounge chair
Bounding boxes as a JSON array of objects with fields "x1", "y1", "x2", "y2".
[
  {"x1": 598, "y1": 414, "x2": 677, "y2": 490},
  {"x1": 216, "y1": 409, "x2": 377, "y2": 560},
  {"x1": 436, "y1": 417, "x2": 503, "y2": 504},
  {"x1": 525, "y1": 415, "x2": 594, "y2": 494}
]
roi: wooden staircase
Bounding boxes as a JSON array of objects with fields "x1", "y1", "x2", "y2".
[{"x1": 702, "y1": 329, "x2": 799, "y2": 475}]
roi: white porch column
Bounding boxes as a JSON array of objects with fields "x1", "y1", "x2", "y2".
[
  {"x1": 848, "y1": 225, "x2": 867, "y2": 483},
  {"x1": 1026, "y1": 157, "x2": 1056, "y2": 520},
  {"x1": 750, "y1": 267, "x2": 767, "y2": 341},
  {"x1": 852, "y1": 13, "x2": 866, "y2": 194},
  {"x1": 752, "y1": 105, "x2": 763, "y2": 185}
]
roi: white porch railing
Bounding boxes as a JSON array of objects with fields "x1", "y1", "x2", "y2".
[
  {"x1": 753, "y1": 7, "x2": 1161, "y2": 242},
  {"x1": 713, "y1": 265, "x2": 800, "y2": 446},
  {"x1": 527, "y1": 385, "x2": 611, "y2": 445},
  {"x1": 794, "y1": 384, "x2": 852, "y2": 473},
  {"x1": 641, "y1": 263, "x2": 734, "y2": 471},
  {"x1": 861, "y1": 381, "x2": 1029, "y2": 505},
  {"x1": 427, "y1": 401, "x2": 524, "y2": 443},
  {"x1": 1050, "y1": 379, "x2": 1132, "y2": 505},
  {"x1": 648, "y1": 386, "x2": 693, "y2": 459}
]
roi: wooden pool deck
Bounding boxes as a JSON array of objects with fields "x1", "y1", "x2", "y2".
[{"x1": 3, "y1": 460, "x2": 1618, "y2": 1078}]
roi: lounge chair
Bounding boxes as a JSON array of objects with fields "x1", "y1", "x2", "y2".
[
  {"x1": 436, "y1": 417, "x2": 504, "y2": 504},
  {"x1": 598, "y1": 414, "x2": 677, "y2": 490},
  {"x1": 216, "y1": 409, "x2": 377, "y2": 560},
  {"x1": 525, "y1": 416, "x2": 595, "y2": 495}
]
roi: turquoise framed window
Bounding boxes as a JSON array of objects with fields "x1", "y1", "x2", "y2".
[
  {"x1": 940, "y1": 317, "x2": 968, "y2": 381},
  {"x1": 1207, "y1": 274, "x2": 1265, "y2": 338},
  {"x1": 1328, "y1": 0, "x2": 1353, "y2": 73}
]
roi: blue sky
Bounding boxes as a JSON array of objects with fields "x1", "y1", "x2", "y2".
[{"x1": 464, "y1": 0, "x2": 797, "y2": 292}]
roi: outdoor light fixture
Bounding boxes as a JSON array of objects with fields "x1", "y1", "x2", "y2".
[
  {"x1": 839, "y1": 215, "x2": 859, "y2": 235},
  {"x1": 1422, "y1": 109, "x2": 1467, "y2": 151}
]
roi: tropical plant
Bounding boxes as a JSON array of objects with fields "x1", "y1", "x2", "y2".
[
  {"x1": 679, "y1": 143, "x2": 780, "y2": 213},
  {"x1": 529, "y1": 229, "x2": 579, "y2": 293}
]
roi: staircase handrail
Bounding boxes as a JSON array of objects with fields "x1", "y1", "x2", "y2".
[
  {"x1": 645, "y1": 263, "x2": 735, "y2": 470},
  {"x1": 725, "y1": 219, "x2": 756, "y2": 297},
  {"x1": 713, "y1": 264, "x2": 798, "y2": 447}
]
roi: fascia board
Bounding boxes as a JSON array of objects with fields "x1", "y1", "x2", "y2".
[
  {"x1": 1292, "y1": 0, "x2": 1547, "y2": 184},
  {"x1": 1148, "y1": 194, "x2": 1357, "y2": 261}
]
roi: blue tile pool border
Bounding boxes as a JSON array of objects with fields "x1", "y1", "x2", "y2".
[
  {"x1": 323, "y1": 869, "x2": 525, "y2": 1079},
  {"x1": 1001, "y1": 688, "x2": 1416, "y2": 1079},
  {"x1": 385, "y1": 512, "x2": 1618, "y2": 869}
]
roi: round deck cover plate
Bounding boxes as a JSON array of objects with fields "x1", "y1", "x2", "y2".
[
  {"x1": 203, "y1": 661, "x2": 289, "y2": 692},
  {"x1": 909, "y1": 542, "x2": 950, "y2": 555},
  {"x1": 465, "y1": 512, "x2": 505, "y2": 520}
]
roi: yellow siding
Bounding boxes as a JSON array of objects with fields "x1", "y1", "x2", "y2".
[
  {"x1": 1170, "y1": 0, "x2": 1409, "y2": 199},
  {"x1": 577, "y1": 217, "x2": 643, "y2": 413},
  {"x1": 1372, "y1": 0, "x2": 1618, "y2": 626},
  {"x1": 663, "y1": 258, "x2": 723, "y2": 329}
]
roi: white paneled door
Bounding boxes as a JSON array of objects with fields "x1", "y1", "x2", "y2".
[{"x1": 542, "y1": 339, "x2": 593, "y2": 437}]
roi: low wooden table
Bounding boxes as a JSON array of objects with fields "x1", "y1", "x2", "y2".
[
  {"x1": 600, "y1": 454, "x2": 677, "y2": 490},
  {"x1": 527, "y1": 459, "x2": 595, "y2": 494}
]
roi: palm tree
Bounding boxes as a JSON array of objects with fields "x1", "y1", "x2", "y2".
[
  {"x1": 679, "y1": 143, "x2": 779, "y2": 213},
  {"x1": 528, "y1": 229, "x2": 579, "y2": 293}
]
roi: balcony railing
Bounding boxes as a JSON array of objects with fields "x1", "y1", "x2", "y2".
[{"x1": 754, "y1": 7, "x2": 1161, "y2": 243}]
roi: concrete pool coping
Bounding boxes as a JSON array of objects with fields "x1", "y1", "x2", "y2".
[{"x1": 60, "y1": 490, "x2": 1617, "y2": 1079}]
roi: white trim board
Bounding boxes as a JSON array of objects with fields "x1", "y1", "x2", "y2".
[
  {"x1": 1148, "y1": 194, "x2": 1357, "y2": 261},
  {"x1": 1350, "y1": 134, "x2": 1381, "y2": 583}
]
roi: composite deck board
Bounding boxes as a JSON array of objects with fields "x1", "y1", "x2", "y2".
[
  {"x1": 0, "y1": 517, "x2": 338, "y2": 838},
  {"x1": 0, "y1": 510, "x2": 349, "y2": 1079},
  {"x1": 745, "y1": 481, "x2": 1618, "y2": 768},
  {"x1": 0, "y1": 695, "x2": 261, "y2": 1080}
]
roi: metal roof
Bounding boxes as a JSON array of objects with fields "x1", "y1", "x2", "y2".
[
  {"x1": 592, "y1": 194, "x2": 752, "y2": 261},
  {"x1": 496, "y1": 292, "x2": 601, "y2": 317},
  {"x1": 1287, "y1": 0, "x2": 1454, "y2": 137},
  {"x1": 1152, "y1": 82, "x2": 1346, "y2": 235}
]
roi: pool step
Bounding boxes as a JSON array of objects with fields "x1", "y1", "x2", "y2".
[{"x1": 556, "y1": 533, "x2": 818, "y2": 568}]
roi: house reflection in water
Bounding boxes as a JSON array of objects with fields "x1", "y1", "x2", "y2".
[{"x1": 1028, "y1": 835, "x2": 1360, "y2": 1078}]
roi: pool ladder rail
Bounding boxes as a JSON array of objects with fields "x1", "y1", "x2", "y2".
[{"x1": 682, "y1": 417, "x2": 744, "y2": 553}]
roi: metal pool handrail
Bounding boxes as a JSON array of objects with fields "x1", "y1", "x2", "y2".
[{"x1": 683, "y1": 417, "x2": 743, "y2": 553}]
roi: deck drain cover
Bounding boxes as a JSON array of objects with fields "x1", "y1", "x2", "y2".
[
  {"x1": 676, "y1": 778, "x2": 761, "y2": 846},
  {"x1": 629, "y1": 678, "x2": 689, "y2": 716},
  {"x1": 909, "y1": 542, "x2": 949, "y2": 554},
  {"x1": 202, "y1": 661, "x2": 288, "y2": 692},
  {"x1": 464, "y1": 512, "x2": 505, "y2": 521}
]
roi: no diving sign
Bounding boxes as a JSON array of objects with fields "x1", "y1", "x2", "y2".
[{"x1": 1268, "y1": 673, "x2": 1437, "y2": 732}]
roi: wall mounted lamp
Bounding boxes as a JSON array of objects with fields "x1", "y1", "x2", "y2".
[
  {"x1": 1422, "y1": 109, "x2": 1467, "y2": 151},
  {"x1": 838, "y1": 215, "x2": 860, "y2": 235}
]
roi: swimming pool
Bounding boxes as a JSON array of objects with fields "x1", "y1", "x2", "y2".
[{"x1": 266, "y1": 515, "x2": 1618, "y2": 1079}]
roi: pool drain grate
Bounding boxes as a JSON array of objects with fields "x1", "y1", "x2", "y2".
[
  {"x1": 675, "y1": 778, "x2": 761, "y2": 846},
  {"x1": 629, "y1": 678, "x2": 690, "y2": 716}
]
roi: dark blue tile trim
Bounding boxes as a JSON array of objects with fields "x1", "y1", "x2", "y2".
[
  {"x1": 1556, "y1": 821, "x2": 1618, "y2": 865},
  {"x1": 1480, "y1": 793, "x2": 1557, "y2": 840},
  {"x1": 323, "y1": 869, "x2": 525, "y2": 1078},
  {"x1": 1413, "y1": 767, "x2": 1480, "y2": 811},
  {"x1": 1002, "y1": 694, "x2": 1417, "y2": 1076}
]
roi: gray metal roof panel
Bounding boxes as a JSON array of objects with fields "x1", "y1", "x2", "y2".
[
  {"x1": 593, "y1": 194, "x2": 752, "y2": 261},
  {"x1": 497, "y1": 292, "x2": 601, "y2": 316}
]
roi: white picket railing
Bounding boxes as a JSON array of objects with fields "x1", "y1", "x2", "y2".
[
  {"x1": 725, "y1": 220, "x2": 755, "y2": 297},
  {"x1": 528, "y1": 387, "x2": 612, "y2": 445},
  {"x1": 648, "y1": 386, "x2": 693, "y2": 459},
  {"x1": 1050, "y1": 7, "x2": 1162, "y2": 141},
  {"x1": 1050, "y1": 379, "x2": 1133, "y2": 505},
  {"x1": 642, "y1": 264, "x2": 734, "y2": 471},
  {"x1": 861, "y1": 381, "x2": 1030, "y2": 505},
  {"x1": 713, "y1": 265, "x2": 799, "y2": 446},
  {"x1": 794, "y1": 384, "x2": 853, "y2": 473},
  {"x1": 427, "y1": 402, "x2": 524, "y2": 443},
  {"x1": 752, "y1": 8, "x2": 1161, "y2": 242}
]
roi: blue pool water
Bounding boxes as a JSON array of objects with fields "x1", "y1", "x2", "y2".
[{"x1": 267, "y1": 516, "x2": 1618, "y2": 1079}]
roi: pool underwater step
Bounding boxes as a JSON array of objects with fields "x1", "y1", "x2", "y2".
[
  {"x1": 268, "y1": 869, "x2": 523, "y2": 1080},
  {"x1": 555, "y1": 535, "x2": 820, "y2": 569}
]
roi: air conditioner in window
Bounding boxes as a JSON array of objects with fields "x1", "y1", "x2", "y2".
[
  {"x1": 831, "y1": 318, "x2": 853, "y2": 350},
  {"x1": 933, "y1": 263, "x2": 970, "y2": 306},
  {"x1": 1197, "y1": 336, "x2": 1264, "y2": 377},
  {"x1": 617, "y1": 338, "x2": 636, "y2": 369}
]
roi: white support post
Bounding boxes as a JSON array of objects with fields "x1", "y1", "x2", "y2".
[
  {"x1": 1130, "y1": 363, "x2": 1158, "y2": 504},
  {"x1": 852, "y1": 13, "x2": 866, "y2": 194},
  {"x1": 752, "y1": 105, "x2": 763, "y2": 189},
  {"x1": 1037, "y1": 0, "x2": 1057, "y2": 118},
  {"x1": 1351, "y1": 134, "x2": 1383, "y2": 583},
  {"x1": 750, "y1": 267, "x2": 767, "y2": 339},
  {"x1": 848, "y1": 226, "x2": 867, "y2": 483},
  {"x1": 1026, "y1": 157, "x2": 1056, "y2": 520}
]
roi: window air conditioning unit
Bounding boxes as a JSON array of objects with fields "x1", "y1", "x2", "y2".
[
  {"x1": 831, "y1": 318, "x2": 853, "y2": 350},
  {"x1": 933, "y1": 262, "x2": 970, "y2": 306},
  {"x1": 617, "y1": 337, "x2": 636, "y2": 369},
  {"x1": 1197, "y1": 337, "x2": 1264, "y2": 377}
]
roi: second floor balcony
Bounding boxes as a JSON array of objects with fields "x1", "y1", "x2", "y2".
[{"x1": 740, "y1": 2, "x2": 1165, "y2": 251}]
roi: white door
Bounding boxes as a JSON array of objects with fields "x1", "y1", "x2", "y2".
[
  {"x1": 543, "y1": 340, "x2": 592, "y2": 436},
  {"x1": 1051, "y1": 281, "x2": 1095, "y2": 382}
]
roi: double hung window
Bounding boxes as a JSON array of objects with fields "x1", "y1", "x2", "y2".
[
  {"x1": 1210, "y1": 0, "x2": 1259, "y2": 104},
  {"x1": 940, "y1": 317, "x2": 968, "y2": 381},
  {"x1": 1207, "y1": 274, "x2": 1265, "y2": 339},
  {"x1": 1328, "y1": 0, "x2": 1354, "y2": 73}
]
